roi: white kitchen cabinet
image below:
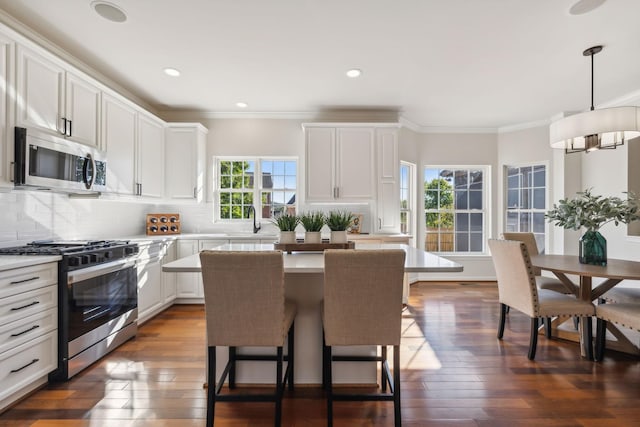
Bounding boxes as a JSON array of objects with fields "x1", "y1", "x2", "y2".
[
  {"x1": 165, "y1": 123, "x2": 208, "y2": 201},
  {"x1": 137, "y1": 240, "x2": 176, "y2": 324},
  {"x1": 102, "y1": 92, "x2": 137, "y2": 195},
  {"x1": 175, "y1": 240, "x2": 202, "y2": 300},
  {"x1": 0, "y1": 30, "x2": 14, "y2": 189},
  {"x1": 376, "y1": 128, "x2": 401, "y2": 233},
  {"x1": 304, "y1": 125, "x2": 375, "y2": 202},
  {"x1": 16, "y1": 45, "x2": 101, "y2": 148},
  {"x1": 136, "y1": 112, "x2": 165, "y2": 198},
  {"x1": 0, "y1": 262, "x2": 58, "y2": 412}
]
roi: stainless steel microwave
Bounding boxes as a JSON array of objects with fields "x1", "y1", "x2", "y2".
[{"x1": 14, "y1": 127, "x2": 106, "y2": 193}]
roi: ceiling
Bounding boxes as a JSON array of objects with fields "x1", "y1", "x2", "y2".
[{"x1": 1, "y1": 0, "x2": 640, "y2": 131}]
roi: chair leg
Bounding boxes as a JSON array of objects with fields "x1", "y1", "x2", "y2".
[
  {"x1": 595, "y1": 318, "x2": 607, "y2": 361},
  {"x1": 573, "y1": 317, "x2": 579, "y2": 330},
  {"x1": 393, "y1": 344, "x2": 401, "y2": 427},
  {"x1": 528, "y1": 318, "x2": 539, "y2": 360},
  {"x1": 207, "y1": 346, "x2": 216, "y2": 427},
  {"x1": 287, "y1": 321, "x2": 295, "y2": 392},
  {"x1": 275, "y1": 346, "x2": 283, "y2": 427},
  {"x1": 322, "y1": 331, "x2": 327, "y2": 390},
  {"x1": 498, "y1": 303, "x2": 507, "y2": 339},
  {"x1": 326, "y1": 345, "x2": 333, "y2": 427},
  {"x1": 505, "y1": 305, "x2": 510, "y2": 314},
  {"x1": 583, "y1": 316, "x2": 593, "y2": 360},
  {"x1": 381, "y1": 345, "x2": 387, "y2": 392},
  {"x1": 544, "y1": 317, "x2": 552, "y2": 338},
  {"x1": 228, "y1": 346, "x2": 236, "y2": 389}
]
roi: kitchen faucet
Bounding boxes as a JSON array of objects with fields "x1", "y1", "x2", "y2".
[{"x1": 247, "y1": 205, "x2": 261, "y2": 233}]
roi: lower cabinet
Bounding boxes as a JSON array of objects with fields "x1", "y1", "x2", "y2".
[
  {"x1": 0, "y1": 262, "x2": 58, "y2": 412},
  {"x1": 137, "y1": 240, "x2": 176, "y2": 324}
]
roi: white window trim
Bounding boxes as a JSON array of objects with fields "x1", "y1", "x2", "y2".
[
  {"x1": 401, "y1": 161, "x2": 416, "y2": 238},
  {"x1": 423, "y1": 164, "x2": 491, "y2": 255},
  {"x1": 214, "y1": 156, "x2": 298, "y2": 223}
]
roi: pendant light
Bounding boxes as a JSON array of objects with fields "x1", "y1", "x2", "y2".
[{"x1": 549, "y1": 45, "x2": 640, "y2": 154}]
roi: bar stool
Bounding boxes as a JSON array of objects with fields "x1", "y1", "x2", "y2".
[
  {"x1": 322, "y1": 249, "x2": 406, "y2": 427},
  {"x1": 199, "y1": 250, "x2": 297, "y2": 427}
]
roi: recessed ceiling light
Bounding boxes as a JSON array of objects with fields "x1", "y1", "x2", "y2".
[
  {"x1": 236, "y1": 102, "x2": 248, "y2": 108},
  {"x1": 569, "y1": 0, "x2": 607, "y2": 15},
  {"x1": 91, "y1": 1, "x2": 127, "y2": 23},
  {"x1": 346, "y1": 69, "x2": 362, "y2": 78},
  {"x1": 163, "y1": 68, "x2": 181, "y2": 77}
]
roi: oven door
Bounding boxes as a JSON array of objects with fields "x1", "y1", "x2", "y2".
[{"x1": 66, "y1": 258, "x2": 137, "y2": 342}]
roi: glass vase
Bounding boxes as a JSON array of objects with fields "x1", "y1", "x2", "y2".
[{"x1": 579, "y1": 230, "x2": 607, "y2": 266}]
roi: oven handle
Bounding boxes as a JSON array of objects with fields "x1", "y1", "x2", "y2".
[{"x1": 67, "y1": 258, "x2": 136, "y2": 285}]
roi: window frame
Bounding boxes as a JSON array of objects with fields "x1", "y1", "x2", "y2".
[
  {"x1": 400, "y1": 161, "x2": 415, "y2": 236},
  {"x1": 214, "y1": 156, "x2": 298, "y2": 223},
  {"x1": 423, "y1": 164, "x2": 490, "y2": 254},
  {"x1": 503, "y1": 162, "x2": 548, "y2": 253}
]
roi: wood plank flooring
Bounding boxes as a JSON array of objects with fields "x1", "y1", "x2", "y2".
[{"x1": 1, "y1": 281, "x2": 639, "y2": 426}]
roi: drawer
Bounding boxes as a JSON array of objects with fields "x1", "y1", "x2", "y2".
[
  {"x1": 0, "y1": 307, "x2": 57, "y2": 354},
  {"x1": 0, "y1": 286, "x2": 57, "y2": 328},
  {"x1": 0, "y1": 263, "x2": 57, "y2": 299},
  {"x1": 0, "y1": 331, "x2": 57, "y2": 403}
]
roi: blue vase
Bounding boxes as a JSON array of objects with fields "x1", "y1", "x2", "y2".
[{"x1": 579, "y1": 230, "x2": 607, "y2": 266}]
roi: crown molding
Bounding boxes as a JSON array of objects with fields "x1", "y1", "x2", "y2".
[
  {"x1": 159, "y1": 110, "x2": 317, "y2": 121},
  {"x1": 498, "y1": 118, "x2": 551, "y2": 134}
]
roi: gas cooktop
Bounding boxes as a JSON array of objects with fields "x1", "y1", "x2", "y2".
[{"x1": 0, "y1": 240, "x2": 136, "y2": 256}]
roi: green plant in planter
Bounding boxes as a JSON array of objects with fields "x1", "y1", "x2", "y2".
[
  {"x1": 326, "y1": 210, "x2": 354, "y2": 231},
  {"x1": 272, "y1": 213, "x2": 299, "y2": 231},
  {"x1": 300, "y1": 211, "x2": 325, "y2": 232},
  {"x1": 545, "y1": 189, "x2": 640, "y2": 265},
  {"x1": 545, "y1": 189, "x2": 640, "y2": 232}
]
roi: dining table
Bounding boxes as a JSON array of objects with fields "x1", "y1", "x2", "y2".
[
  {"x1": 531, "y1": 254, "x2": 640, "y2": 358},
  {"x1": 162, "y1": 242, "x2": 463, "y2": 385}
]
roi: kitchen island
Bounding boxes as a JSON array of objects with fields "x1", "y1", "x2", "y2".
[{"x1": 163, "y1": 243, "x2": 462, "y2": 385}]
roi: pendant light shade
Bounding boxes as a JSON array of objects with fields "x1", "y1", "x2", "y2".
[{"x1": 549, "y1": 46, "x2": 640, "y2": 153}]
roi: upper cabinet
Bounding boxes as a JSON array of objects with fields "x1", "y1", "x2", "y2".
[
  {"x1": 16, "y1": 45, "x2": 101, "y2": 148},
  {"x1": 102, "y1": 92, "x2": 136, "y2": 195},
  {"x1": 0, "y1": 29, "x2": 14, "y2": 189},
  {"x1": 165, "y1": 123, "x2": 207, "y2": 201},
  {"x1": 137, "y1": 112, "x2": 165, "y2": 198},
  {"x1": 305, "y1": 125, "x2": 375, "y2": 202},
  {"x1": 376, "y1": 128, "x2": 400, "y2": 233}
]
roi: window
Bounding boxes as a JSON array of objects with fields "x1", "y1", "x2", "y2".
[
  {"x1": 424, "y1": 167, "x2": 487, "y2": 253},
  {"x1": 505, "y1": 164, "x2": 546, "y2": 252},
  {"x1": 217, "y1": 158, "x2": 297, "y2": 220},
  {"x1": 400, "y1": 162, "x2": 414, "y2": 235}
]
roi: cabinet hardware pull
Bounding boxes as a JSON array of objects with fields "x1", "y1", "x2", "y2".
[
  {"x1": 10, "y1": 276, "x2": 39, "y2": 285},
  {"x1": 193, "y1": 187, "x2": 197, "y2": 199},
  {"x1": 10, "y1": 301, "x2": 40, "y2": 311},
  {"x1": 10, "y1": 324, "x2": 40, "y2": 337},
  {"x1": 61, "y1": 117, "x2": 68, "y2": 136},
  {"x1": 68, "y1": 120, "x2": 73, "y2": 137},
  {"x1": 379, "y1": 218, "x2": 382, "y2": 229},
  {"x1": 10, "y1": 359, "x2": 39, "y2": 373},
  {"x1": 9, "y1": 162, "x2": 14, "y2": 183}
]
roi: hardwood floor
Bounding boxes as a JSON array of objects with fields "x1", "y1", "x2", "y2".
[{"x1": 1, "y1": 281, "x2": 639, "y2": 426}]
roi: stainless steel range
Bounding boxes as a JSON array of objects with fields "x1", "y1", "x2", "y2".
[{"x1": 0, "y1": 240, "x2": 139, "y2": 380}]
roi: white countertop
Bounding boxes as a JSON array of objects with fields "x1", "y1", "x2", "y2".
[
  {"x1": 0, "y1": 255, "x2": 61, "y2": 271},
  {"x1": 163, "y1": 243, "x2": 462, "y2": 274}
]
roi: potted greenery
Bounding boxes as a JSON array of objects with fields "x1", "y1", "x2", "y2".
[
  {"x1": 300, "y1": 211, "x2": 325, "y2": 243},
  {"x1": 545, "y1": 189, "x2": 640, "y2": 265},
  {"x1": 326, "y1": 210, "x2": 354, "y2": 243},
  {"x1": 272, "y1": 213, "x2": 299, "y2": 244}
]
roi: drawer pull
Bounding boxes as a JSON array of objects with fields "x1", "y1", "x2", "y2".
[
  {"x1": 10, "y1": 358, "x2": 39, "y2": 373},
  {"x1": 10, "y1": 276, "x2": 40, "y2": 285},
  {"x1": 10, "y1": 324, "x2": 40, "y2": 337},
  {"x1": 10, "y1": 301, "x2": 40, "y2": 311}
]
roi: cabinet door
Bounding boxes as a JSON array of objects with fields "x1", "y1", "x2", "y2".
[
  {"x1": 0, "y1": 31, "x2": 13, "y2": 189},
  {"x1": 336, "y1": 127, "x2": 375, "y2": 200},
  {"x1": 165, "y1": 125, "x2": 206, "y2": 200},
  {"x1": 16, "y1": 46, "x2": 65, "y2": 136},
  {"x1": 102, "y1": 93, "x2": 136, "y2": 195},
  {"x1": 176, "y1": 240, "x2": 201, "y2": 298},
  {"x1": 65, "y1": 72, "x2": 101, "y2": 148},
  {"x1": 376, "y1": 128, "x2": 400, "y2": 233},
  {"x1": 137, "y1": 113, "x2": 165, "y2": 198},
  {"x1": 305, "y1": 127, "x2": 335, "y2": 201},
  {"x1": 137, "y1": 255, "x2": 163, "y2": 323},
  {"x1": 162, "y1": 242, "x2": 177, "y2": 304}
]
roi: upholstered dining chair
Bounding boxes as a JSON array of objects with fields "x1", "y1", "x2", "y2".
[
  {"x1": 199, "y1": 250, "x2": 297, "y2": 427},
  {"x1": 601, "y1": 286, "x2": 640, "y2": 304},
  {"x1": 501, "y1": 232, "x2": 577, "y2": 295},
  {"x1": 595, "y1": 302, "x2": 640, "y2": 361},
  {"x1": 488, "y1": 239, "x2": 595, "y2": 360},
  {"x1": 323, "y1": 249, "x2": 406, "y2": 427}
]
